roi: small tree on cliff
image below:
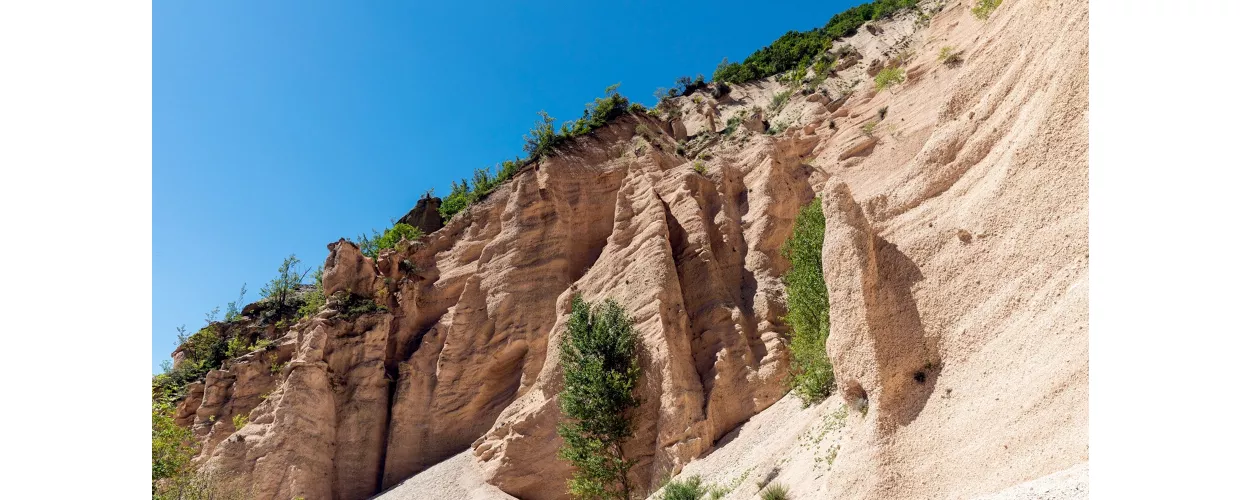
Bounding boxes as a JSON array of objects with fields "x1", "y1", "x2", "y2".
[
  {"x1": 261, "y1": 254, "x2": 310, "y2": 315},
  {"x1": 558, "y1": 295, "x2": 643, "y2": 500},
  {"x1": 782, "y1": 196, "x2": 833, "y2": 405}
]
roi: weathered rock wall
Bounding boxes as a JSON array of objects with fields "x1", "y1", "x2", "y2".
[
  {"x1": 189, "y1": 110, "x2": 819, "y2": 499},
  {"x1": 175, "y1": 1, "x2": 1089, "y2": 498}
]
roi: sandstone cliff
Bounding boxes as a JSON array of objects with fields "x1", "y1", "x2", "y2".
[{"x1": 170, "y1": 0, "x2": 1088, "y2": 498}]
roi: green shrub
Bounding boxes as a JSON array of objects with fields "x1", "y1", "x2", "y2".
[
  {"x1": 152, "y1": 400, "x2": 197, "y2": 492},
  {"x1": 760, "y1": 483, "x2": 790, "y2": 500},
  {"x1": 153, "y1": 323, "x2": 229, "y2": 404},
  {"x1": 559, "y1": 83, "x2": 630, "y2": 140},
  {"x1": 971, "y1": 0, "x2": 1002, "y2": 20},
  {"x1": 781, "y1": 198, "x2": 832, "y2": 405},
  {"x1": 874, "y1": 67, "x2": 906, "y2": 92},
  {"x1": 224, "y1": 335, "x2": 251, "y2": 358},
  {"x1": 808, "y1": 55, "x2": 834, "y2": 88},
  {"x1": 153, "y1": 374, "x2": 244, "y2": 499},
  {"x1": 438, "y1": 179, "x2": 468, "y2": 220},
  {"x1": 862, "y1": 121, "x2": 878, "y2": 137},
  {"x1": 524, "y1": 110, "x2": 562, "y2": 159},
  {"x1": 662, "y1": 475, "x2": 707, "y2": 500},
  {"x1": 224, "y1": 284, "x2": 247, "y2": 322},
  {"x1": 332, "y1": 291, "x2": 387, "y2": 319},
  {"x1": 261, "y1": 254, "x2": 310, "y2": 315},
  {"x1": 780, "y1": 61, "x2": 809, "y2": 86},
  {"x1": 267, "y1": 352, "x2": 286, "y2": 375},
  {"x1": 768, "y1": 91, "x2": 793, "y2": 114},
  {"x1": 232, "y1": 413, "x2": 248, "y2": 430},
  {"x1": 693, "y1": 161, "x2": 707, "y2": 174},
  {"x1": 722, "y1": 113, "x2": 746, "y2": 137},
  {"x1": 712, "y1": 57, "x2": 755, "y2": 85},
  {"x1": 358, "y1": 223, "x2": 424, "y2": 259},
  {"x1": 297, "y1": 266, "x2": 325, "y2": 319},
  {"x1": 938, "y1": 46, "x2": 962, "y2": 66},
  {"x1": 557, "y1": 296, "x2": 642, "y2": 500}
]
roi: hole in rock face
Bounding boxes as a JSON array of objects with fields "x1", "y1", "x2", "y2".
[
  {"x1": 844, "y1": 381, "x2": 869, "y2": 410},
  {"x1": 913, "y1": 371, "x2": 927, "y2": 384}
]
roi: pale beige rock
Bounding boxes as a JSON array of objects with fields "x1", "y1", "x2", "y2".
[
  {"x1": 837, "y1": 135, "x2": 879, "y2": 160},
  {"x1": 741, "y1": 109, "x2": 765, "y2": 133},
  {"x1": 671, "y1": 119, "x2": 688, "y2": 141}
]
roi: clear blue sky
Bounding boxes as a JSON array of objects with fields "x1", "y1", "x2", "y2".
[{"x1": 153, "y1": 0, "x2": 863, "y2": 372}]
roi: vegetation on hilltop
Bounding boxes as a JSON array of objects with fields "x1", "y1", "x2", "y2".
[
  {"x1": 357, "y1": 222, "x2": 424, "y2": 259},
  {"x1": 388, "y1": 0, "x2": 925, "y2": 228},
  {"x1": 438, "y1": 84, "x2": 631, "y2": 221},
  {"x1": 440, "y1": 158, "x2": 525, "y2": 220},
  {"x1": 713, "y1": 0, "x2": 919, "y2": 85},
  {"x1": 152, "y1": 254, "x2": 318, "y2": 410}
]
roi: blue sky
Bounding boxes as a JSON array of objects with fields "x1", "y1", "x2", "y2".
[{"x1": 153, "y1": 0, "x2": 863, "y2": 372}]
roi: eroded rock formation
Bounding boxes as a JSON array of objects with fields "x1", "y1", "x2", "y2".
[
  {"x1": 171, "y1": 0, "x2": 1088, "y2": 498},
  {"x1": 188, "y1": 109, "x2": 825, "y2": 498}
]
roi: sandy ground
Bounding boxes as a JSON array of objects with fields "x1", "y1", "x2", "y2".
[
  {"x1": 643, "y1": 392, "x2": 1086, "y2": 499},
  {"x1": 972, "y1": 463, "x2": 1088, "y2": 500},
  {"x1": 376, "y1": 451, "x2": 515, "y2": 500},
  {"x1": 375, "y1": 391, "x2": 1085, "y2": 500}
]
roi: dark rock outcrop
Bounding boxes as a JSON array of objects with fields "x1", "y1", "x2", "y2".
[{"x1": 397, "y1": 196, "x2": 444, "y2": 234}]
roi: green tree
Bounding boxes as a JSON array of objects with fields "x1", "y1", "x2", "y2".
[
  {"x1": 558, "y1": 296, "x2": 643, "y2": 500},
  {"x1": 523, "y1": 110, "x2": 560, "y2": 158},
  {"x1": 781, "y1": 197, "x2": 833, "y2": 405},
  {"x1": 224, "y1": 283, "x2": 247, "y2": 322},
  {"x1": 261, "y1": 254, "x2": 310, "y2": 314},
  {"x1": 152, "y1": 400, "x2": 198, "y2": 494}
]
